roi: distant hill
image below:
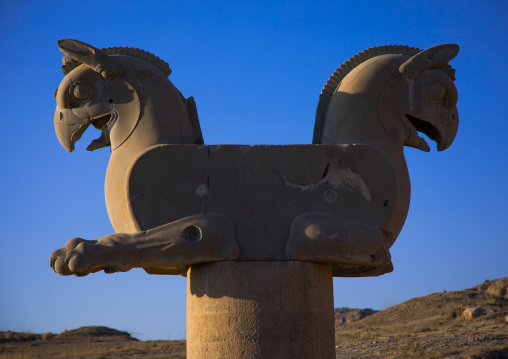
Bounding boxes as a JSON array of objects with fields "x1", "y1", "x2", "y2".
[
  {"x1": 334, "y1": 307, "x2": 379, "y2": 327},
  {"x1": 1, "y1": 278, "x2": 507, "y2": 359},
  {"x1": 52, "y1": 326, "x2": 136, "y2": 342}
]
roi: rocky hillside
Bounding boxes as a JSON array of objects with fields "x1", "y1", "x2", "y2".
[{"x1": 335, "y1": 277, "x2": 508, "y2": 358}]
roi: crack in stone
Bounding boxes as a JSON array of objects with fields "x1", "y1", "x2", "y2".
[{"x1": 282, "y1": 165, "x2": 372, "y2": 201}]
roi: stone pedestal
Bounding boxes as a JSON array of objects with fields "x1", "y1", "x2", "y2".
[{"x1": 186, "y1": 261, "x2": 335, "y2": 359}]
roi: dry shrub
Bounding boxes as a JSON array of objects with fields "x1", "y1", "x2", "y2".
[{"x1": 399, "y1": 338, "x2": 420, "y2": 353}]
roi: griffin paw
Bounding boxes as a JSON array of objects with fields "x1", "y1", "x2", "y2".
[{"x1": 49, "y1": 237, "x2": 122, "y2": 276}]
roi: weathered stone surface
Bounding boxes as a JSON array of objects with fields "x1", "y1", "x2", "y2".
[
  {"x1": 50, "y1": 40, "x2": 460, "y2": 278},
  {"x1": 187, "y1": 261, "x2": 335, "y2": 359},
  {"x1": 127, "y1": 144, "x2": 397, "y2": 276}
]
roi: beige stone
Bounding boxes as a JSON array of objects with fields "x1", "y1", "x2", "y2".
[
  {"x1": 187, "y1": 261, "x2": 335, "y2": 359},
  {"x1": 463, "y1": 307, "x2": 486, "y2": 320},
  {"x1": 50, "y1": 41, "x2": 459, "y2": 277}
]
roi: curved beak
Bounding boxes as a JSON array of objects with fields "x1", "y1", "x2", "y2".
[
  {"x1": 405, "y1": 106, "x2": 459, "y2": 152},
  {"x1": 436, "y1": 111, "x2": 459, "y2": 151},
  {"x1": 54, "y1": 107, "x2": 91, "y2": 152}
]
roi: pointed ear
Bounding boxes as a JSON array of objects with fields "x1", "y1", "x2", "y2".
[
  {"x1": 60, "y1": 56, "x2": 81, "y2": 75},
  {"x1": 57, "y1": 39, "x2": 124, "y2": 79},
  {"x1": 399, "y1": 44, "x2": 459, "y2": 80}
]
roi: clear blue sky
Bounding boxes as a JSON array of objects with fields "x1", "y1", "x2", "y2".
[{"x1": 0, "y1": 0, "x2": 506, "y2": 341}]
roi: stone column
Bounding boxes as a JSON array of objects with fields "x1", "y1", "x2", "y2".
[{"x1": 186, "y1": 261, "x2": 335, "y2": 359}]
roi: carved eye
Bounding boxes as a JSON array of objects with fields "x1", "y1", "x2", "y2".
[
  {"x1": 70, "y1": 82, "x2": 91, "y2": 101},
  {"x1": 426, "y1": 83, "x2": 446, "y2": 102}
]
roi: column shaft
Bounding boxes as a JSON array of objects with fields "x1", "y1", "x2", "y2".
[{"x1": 187, "y1": 261, "x2": 335, "y2": 359}]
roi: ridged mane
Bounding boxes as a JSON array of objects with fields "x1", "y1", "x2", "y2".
[
  {"x1": 313, "y1": 45, "x2": 456, "y2": 144},
  {"x1": 61, "y1": 47, "x2": 172, "y2": 77}
]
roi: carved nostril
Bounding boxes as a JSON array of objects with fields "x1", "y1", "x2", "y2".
[
  {"x1": 60, "y1": 112, "x2": 63, "y2": 121},
  {"x1": 324, "y1": 190, "x2": 337, "y2": 203},
  {"x1": 182, "y1": 225, "x2": 202, "y2": 243}
]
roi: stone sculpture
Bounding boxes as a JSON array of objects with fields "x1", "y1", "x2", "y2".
[
  {"x1": 50, "y1": 40, "x2": 458, "y2": 277},
  {"x1": 49, "y1": 39, "x2": 459, "y2": 358}
]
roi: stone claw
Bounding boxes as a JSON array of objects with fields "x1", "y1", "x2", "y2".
[
  {"x1": 50, "y1": 238, "x2": 89, "y2": 275},
  {"x1": 49, "y1": 237, "x2": 118, "y2": 276}
]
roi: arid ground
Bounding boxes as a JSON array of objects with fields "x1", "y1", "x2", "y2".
[{"x1": 2, "y1": 277, "x2": 507, "y2": 359}]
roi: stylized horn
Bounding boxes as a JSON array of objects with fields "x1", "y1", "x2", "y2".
[
  {"x1": 57, "y1": 39, "x2": 124, "y2": 79},
  {"x1": 399, "y1": 44, "x2": 459, "y2": 80}
]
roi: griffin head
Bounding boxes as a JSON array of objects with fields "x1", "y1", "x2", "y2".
[
  {"x1": 381, "y1": 44, "x2": 460, "y2": 152},
  {"x1": 53, "y1": 39, "x2": 138, "y2": 152}
]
